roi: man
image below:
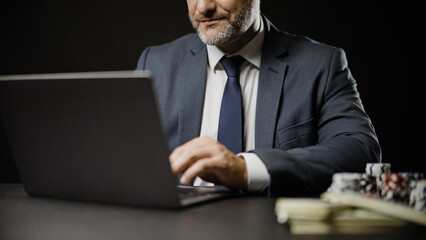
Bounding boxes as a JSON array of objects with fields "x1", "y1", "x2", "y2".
[{"x1": 136, "y1": 0, "x2": 381, "y2": 196}]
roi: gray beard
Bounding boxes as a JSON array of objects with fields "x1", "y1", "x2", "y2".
[
  {"x1": 197, "y1": 22, "x2": 239, "y2": 47},
  {"x1": 193, "y1": 0, "x2": 256, "y2": 47}
]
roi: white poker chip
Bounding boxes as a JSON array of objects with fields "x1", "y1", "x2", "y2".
[
  {"x1": 409, "y1": 180, "x2": 426, "y2": 213},
  {"x1": 328, "y1": 173, "x2": 362, "y2": 193},
  {"x1": 365, "y1": 163, "x2": 391, "y2": 177}
]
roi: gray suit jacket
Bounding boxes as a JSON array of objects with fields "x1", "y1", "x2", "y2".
[{"x1": 136, "y1": 17, "x2": 381, "y2": 196}]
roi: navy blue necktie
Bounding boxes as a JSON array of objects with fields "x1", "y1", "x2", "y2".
[{"x1": 218, "y1": 56, "x2": 245, "y2": 154}]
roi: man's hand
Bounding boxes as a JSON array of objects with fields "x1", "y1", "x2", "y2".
[{"x1": 169, "y1": 136, "x2": 248, "y2": 190}]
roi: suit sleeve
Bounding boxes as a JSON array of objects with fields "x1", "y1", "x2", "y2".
[
  {"x1": 135, "y1": 47, "x2": 151, "y2": 71},
  {"x1": 254, "y1": 48, "x2": 381, "y2": 196}
]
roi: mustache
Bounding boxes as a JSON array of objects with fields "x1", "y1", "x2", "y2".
[{"x1": 193, "y1": 12, "x2": 229, "y2": 22}]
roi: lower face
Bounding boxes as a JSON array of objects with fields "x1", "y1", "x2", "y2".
[{"x1": 188, "y1": 0, "x2": 256, "y2": 47}]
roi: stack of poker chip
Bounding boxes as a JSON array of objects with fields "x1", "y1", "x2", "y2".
[
  {"x1": 328, "y1": 173, "x2": 361, "y2": 193},
  {"x1": 380, "y1": 173, "x2": 410, "y2": 203},
  {"x1": 359, "y1": 174, "x2": 377, "y2": 195},
  {"x1": 400, "y1": 172, "x2": 424, "y2": 182},
  {"x1": 409, "y1": 180, "x2": 426, "y2": 213},
  {"x1": 403, "y1": 172, "x2": 424, "y2": 204},
  {"x1": 365, "y1": 163, "x2": 391, "y2": 177},
  {"x1": 365, "y1": 163, "x2": 391, "y2": 195},
  {"x1": 326, "y1": 163, "x2": 426, "y2": 213}
]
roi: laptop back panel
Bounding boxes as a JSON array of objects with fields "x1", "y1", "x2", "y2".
[{"x1": 0, "y1": 72, "x2": 181, "y2": 208}]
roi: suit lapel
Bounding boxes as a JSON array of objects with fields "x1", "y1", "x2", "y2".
[
  {"x1": 255, "y1": 18, "x2": 289, "y2": 148},
  {"x1": 178, "y1": 39, "x2": 207, "y2": 145}
]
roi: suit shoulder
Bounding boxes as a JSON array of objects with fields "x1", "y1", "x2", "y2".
[
  {"x1": 280, "y1": 31, "x2": 341, "y2": 58},
  {"x1": 274, "y1": 31, "x2": 347, "y2": 70}
]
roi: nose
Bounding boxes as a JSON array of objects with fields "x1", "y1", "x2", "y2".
[{"x1": 196, "y1": 0, "x2": 216, "y2": 15}]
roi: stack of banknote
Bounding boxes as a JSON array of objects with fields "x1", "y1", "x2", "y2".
[{"x1": 275, "y1": 198, "x2": 408, "y2": 234}]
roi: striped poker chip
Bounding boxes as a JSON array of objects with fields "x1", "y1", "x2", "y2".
[
  {"x1": 409, "y1": 180, "x2": 426, "y2": 213},
  {"x1": 400, "y1": 172, "x2": 424, "y2": 181},
  {"x1": 365, "y1": 163, "x2": 391, "y2": 177},
  {"x1": 359, "y1": 173, "x2": 377, "y2": 195},
  {"x1": 328, "y1": 173, "x2": 362, "y2": 193},
  {"x1": 366, "y1": 163, "x2": 391, "y2": 194},
  {"x1": 380, "y1": 173, "x2": 410, "y2": 203},
  {"x1": 402, "y1": 172, "x2": 424, "y2": 204}
]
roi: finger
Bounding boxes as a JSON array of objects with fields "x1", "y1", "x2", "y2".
[
  {"x1": 180, "y1": 158, "x2": 217, "y2": 185},
  {"x1": 169, "y1": 138, "x2": 217, "y2": 174},
  {"x1": 169, "y1": 136, "x2": 211, "y2": 161},
  {"x1": 170, "y1": 148, "x2": 210, "y2": 175}
]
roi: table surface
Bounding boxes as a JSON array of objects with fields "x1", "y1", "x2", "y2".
[{"x1": 0, "y1": 184, "x2": 424, "y2": 240}]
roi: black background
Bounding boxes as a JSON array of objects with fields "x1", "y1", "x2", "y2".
[{"x1": 1, "y1": 1, "x2": 425, "y2": 182}]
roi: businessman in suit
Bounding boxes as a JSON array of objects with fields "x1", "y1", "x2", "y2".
[{"x1": 136, "y1": 0, "x2": 381, "y2": 196}]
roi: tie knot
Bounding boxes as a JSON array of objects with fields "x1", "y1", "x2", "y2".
[{"x1": 220, "y1": 55, "x2": 245, "y2": 77}]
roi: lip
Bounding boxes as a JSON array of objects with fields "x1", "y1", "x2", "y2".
[{"x1": 200, "y1": 18, "x2": 224, "y2": 26}]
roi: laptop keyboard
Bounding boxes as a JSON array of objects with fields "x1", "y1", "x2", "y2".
[{"x1": 177, "y1": 185, "x2": 230, "y2": 200}]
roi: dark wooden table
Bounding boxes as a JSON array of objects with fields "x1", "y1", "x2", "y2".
[{"x1": 0, "y1": 184, "x2": 424, "y2": 240}]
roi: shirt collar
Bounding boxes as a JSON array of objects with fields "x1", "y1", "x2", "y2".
[{"x1": 207, "y1": 16, "x2": 265, "y2": 72}]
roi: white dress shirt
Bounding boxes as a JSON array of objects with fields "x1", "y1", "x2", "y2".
[{"x1": 195, "y1": 17, "x2": 270, "y2": 192}]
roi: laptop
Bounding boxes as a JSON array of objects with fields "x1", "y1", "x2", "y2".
[{"x1": 0, "y1": 71, "x2": 235, "y2": 208}]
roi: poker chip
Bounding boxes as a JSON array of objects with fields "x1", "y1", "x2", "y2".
[
  {"x1": 409, "y1": 180, "x2": 426, "y2": 213},
  {"x1": 359, "y1": 173, "x2": 377, "y2": 195},
  {"x1": 365, "y1": 163, "x2": 391, "y2": 177},
  {"x1": 400, "y1": 172, "x2": 424, "y2": 181},
  {"x1": 328, "y1": 173, "x2": 361, "y2": 193},
  {"x1": 327, "y1": 164, "x2": 425, "y2": 213},
  {"x1": 365, "y1": 163, "x2": 391, "y2": 195},
  {"x1": 380, "y1": 173, "x2": 410, "y2": 203}
]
